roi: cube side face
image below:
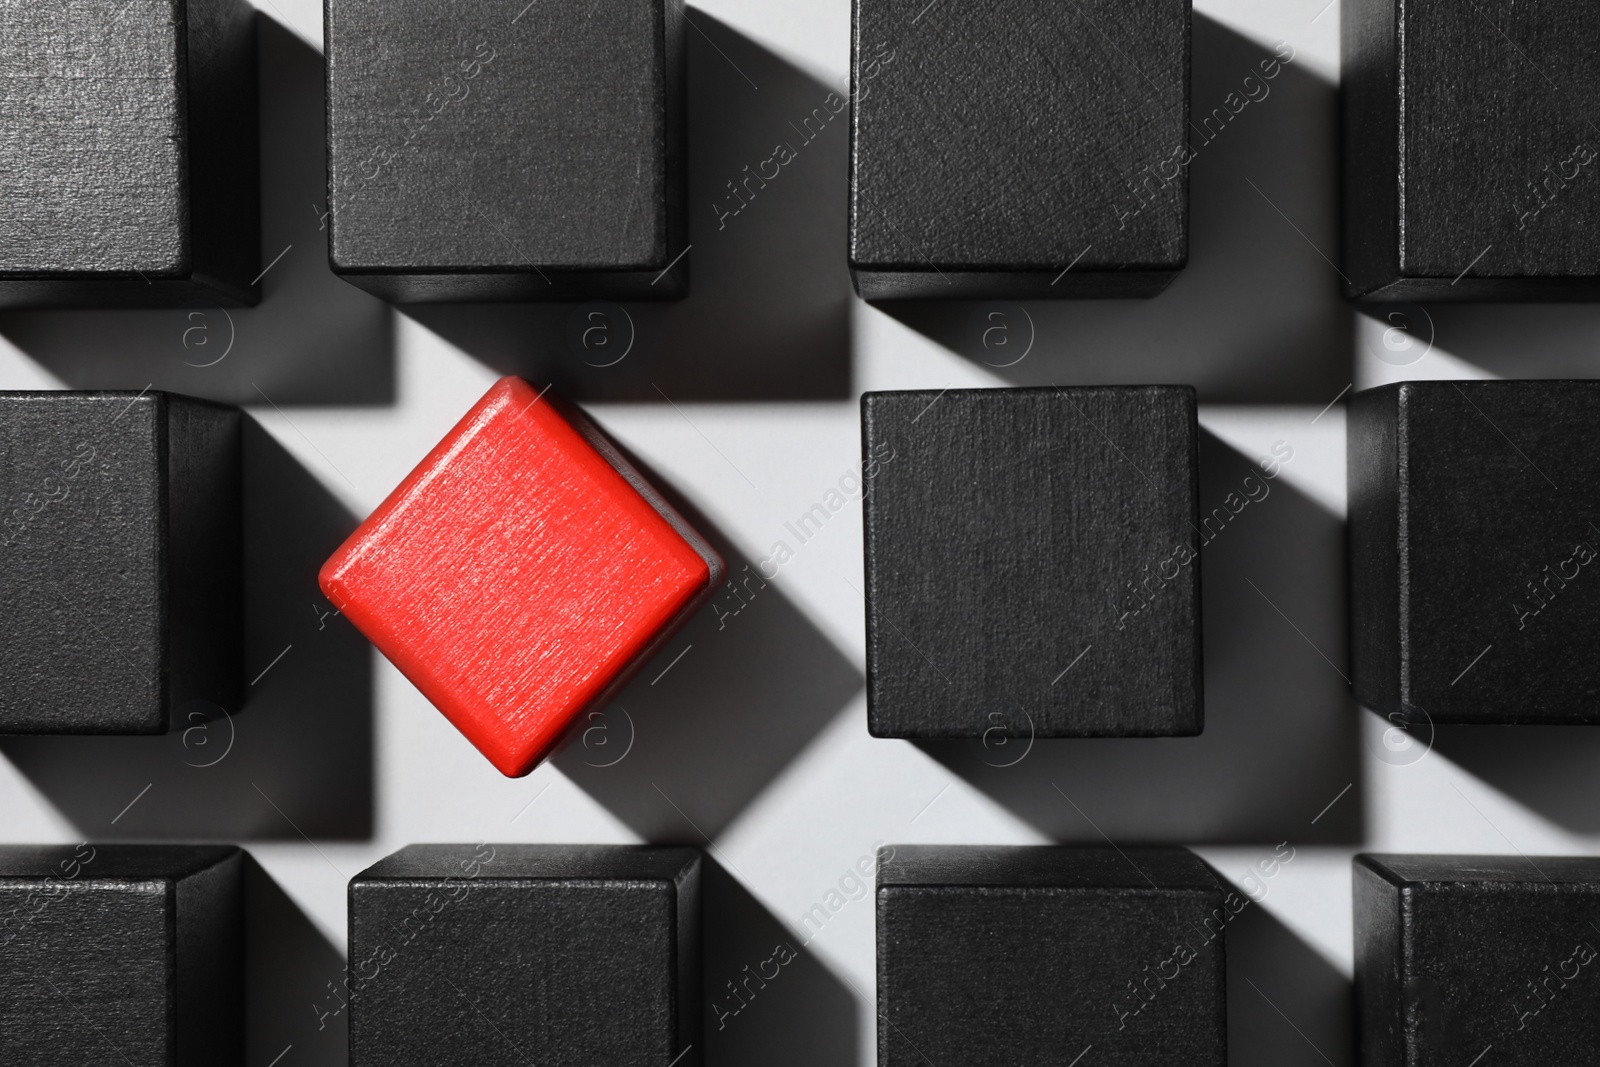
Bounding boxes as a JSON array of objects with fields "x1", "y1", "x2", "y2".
[
  {"x1": 0, "y1": 394, "x2": 167, "y2": 733},
  {"x1": 878, "y1": 885, "x2": 1226, "y2": 1067},
  {"x1": 1348, "y1": 386, "x2": 1402, "y2": 714},
  {"x1": 850, "y1": 0, "x2": 1188, "y2": 290},
  {"x1": 0, "y1": 0, "x2": 189, "y2": 277},
  {"x1": 1393, "y1": 880, "x2": 1600, "y2": 1064},
  {"x1": 1397, "y1": 382, "x2": 1600, "y2": 722},
  {"x1": 321, "y1": 379, "x2": 715, "y2": 776},
  {"x1": 173, "y1": 851, "x2": 242, "y2": 1067},
  {"x1": 1339, "y1": 0, "x2": 1400, "y2": 297},
  {"x1": 862, "y1": 387, "x2": 1202, "y2": 738},
  {"x1": 1354, "y1": 860, "x2": 1404, "y2": 1067},
  {"x1": 326, "y1": 0, "x2": 671, "y2": 275},
  {"x1": 1398, "y1": 0, "x2": 1600, "y2": 282},
  {"x1": 165, "y1": 397, "x2": 242, "y2": 716},
  {"x1": 0, "y1": 879, "x2": 176, "y2": 1066},
  {"x1": 350, "y1": 879, "x2": 684, "y2": 1067}
]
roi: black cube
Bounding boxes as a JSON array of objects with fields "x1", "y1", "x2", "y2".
[
  {"x1": 861, "y1": 386, "x2": 1202, "y2": 738},
  {"x1": 849, "y1": 0, "x2": 1189, "y2": 299},
  {"x1": 0, "y1": 0, "x2": 258, "y2": 308},
  {"x1": 1349, "y1": 380, "x2": 1600, "y2": 723},
  {"x1": 879, "y1": 845, "x2": 1231, "y2": 1067},
  {"x1": 325, "y1": 0, "x2": 686, "y2": 302},
  {"x1": 1356, "y1": 853, "x2": 1600, "y2": 1065},
  {"x1": 1343, "y1": 0, "x2": 1600, "y2": 300},
  {"x1": 0, "y1": 391, "x2": 241, "y2": 734},
  {"x1": 0, "y1": 845, "x2": 242, "y2": 1067},
  {"x1": 349, "y1": 844, "x2": 700, "y2": 1067}
]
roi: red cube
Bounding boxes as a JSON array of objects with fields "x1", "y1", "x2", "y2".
[{"x1": 320, "y1": 377, "x2": 723, "y2": 776}]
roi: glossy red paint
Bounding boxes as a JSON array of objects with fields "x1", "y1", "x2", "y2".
[{"x1": 320, "y1": 377, "x2": 723, "y2": 776}]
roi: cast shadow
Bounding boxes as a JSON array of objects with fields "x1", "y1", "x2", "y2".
[
  {"x1": 0, "y1": 417, "x2": 373, "y2": 839},
  {"x1": 1431, "y1": 726, "x2": 1600, "y2": 833},
  {"x1": 913, "y1": 429, "x2": 1361, "y2": 844},
  {"x1": 402, "y1": 9, "x2": 852, "y2": 402},
  {"x1": 701, "y1": 859, "x2": 860, "y2": 1067},
  {"x1": 554, "y1": 442, "x2": 863, "y2": 841},
  {"x1": 875, "y1": 15, "x2": 1350, "y2": 403},
  {"x1": 0, "y1": 15, "x2": 394, "y2": 406},
  {"x1": 245, "y1": 854, "x2": 348, "y2": 1067},
  {"x1": 1229, "y1": 902, "x2": 1353, "y2": 1067},
  {"x1": 1391, "y1": 303, "x2": 1600, "y2": 378}
]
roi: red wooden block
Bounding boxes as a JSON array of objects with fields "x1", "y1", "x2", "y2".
[{"x1": 320, "y1": 377, "x2": 723, "y2": 776}]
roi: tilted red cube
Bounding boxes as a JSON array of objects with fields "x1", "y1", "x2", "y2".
[{"x1": 320, "y1": 377, "x2": 722, "y2": 776}]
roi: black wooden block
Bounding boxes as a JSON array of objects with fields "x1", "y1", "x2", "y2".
[
  {"x1": 325, "y1": 0, "x2": 686, "y2": 302},
  {"x1": 861, "y1": 386, "x2": 1201, "y2": 738},
  {"x1": 349, "y1": 844, "x2": 700, "y2": 1067},
  {"x1": 1349, "y1": 380, "x2": 1600, "y2": 723},
  {"x1": 1356, "y1": 854, "x2": 1600, "y2": 1065},
  {"x1": 1343, "y1": 0, "x2": 1600, "y2": 300},
  {"x1": 0, "y1": 391, "x2": 241, "y2": 734},
  {"x1": 0, "y1": 0, "x2": 259, "y2": 308},
  {"x1": 849, "y1": 0, "x2": 1189, "y2": 300},
  {"x1": 0, "y1": 844, "x2": 242, "y2": 1067},
  {"x1": 879, "y1": 845, "x2": 1231, "y2": 1066}
]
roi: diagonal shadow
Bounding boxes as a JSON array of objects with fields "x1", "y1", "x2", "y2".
[
  {"x1": 0, "y1": 417, "x2": 373, "y2": 839},
  {"x1": 874, "y1": 14, "x2": 1351, "y2": 404},
  {"x1": 1229, "y1": 900, "x2": 1354, "y2": 1067},
  {"x1": 553, "y1": 438, "x2": 863, "y2": 842},
  {"x1": 1431, "y1": 725, "x2": 1600, "y2": 833},
  {"x1": 0, "y1": 15, "x2": 394, "y2": 406},
  {"x1": 402, "y1": 9, "x2": 851, "y2": 402},
  {"x1": 701, "y1": 859, "x2": 861, "y2": 1067},
  {"x1": 913, "y1": 429, "x2": 1361, "y2": 844},
  {"x1": 1397, "y1": 303, "x2": 1600, "y2": 378},
  {"x1": 245, "y1": 854, "x2": 349, "y2": 1067}
]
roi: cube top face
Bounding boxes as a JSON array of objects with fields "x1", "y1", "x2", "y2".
[
  {"x1": 359, "y1": 843, "x2": 701, "y2": 885},
  {"x1": 326, "y1": 0, "x2": 670, "y2": 273},
  {"x1": 0, "y1": 843, "x2": 237, "y2": 881},
  {"x1": 880, "y1": 844, "x2": 1226, "y2": 892},
  {"x1": 861, "y1": 387, "x2": 1202, "y2": 738},
  {"x1": 350, "y1": 845, "x2": 696, "y2": 1067},
  {"x1": 850, "y1": 0, "x2": 1188, "y2": 273},
  {"x1": 1357, "y1": 854, "x2": 1600, "y2": 1065},
  {"x1": 878, "y1": 846, "x2": 1228, "y2": 1067},
  {"x1": 1358, "y1": 381, "x2": 1600, "y2": 721},
  {"x1": 0, "y1": 0, "x2": 188, "y2": 276},
  {"x1": 1398, "y1": 0, "x2": 1600, "y2": 280},
  {"x1": 0, "y1": 392, "x2": 167, "y2": 733},
  {"x1": 321, "y1": 378, "x2": 720, "y2": 777}
]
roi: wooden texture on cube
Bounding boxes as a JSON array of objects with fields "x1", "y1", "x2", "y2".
[
  {"x1": 0, "y1": 391, "x2": 241, "y2": 734},
  {"x1": 861, "y1": 386, "x2": 1202, "y2": 738},
  {"x1": 0, "y1": 0, "x2": 259, "y2": 307},
  {"x1": 1342, "y1": 0, "x2": 1600, "y2": 300},
  {"x1": 325, "y1": 0, "x2": 686, "y2": 301},
  {"x1": 849, "y1": 0, "x2": 1189, "y2": 299},
  {"x1": 0, "y1": 845, "x2": 242, "y2": 1067},
  {"x1": 349, "y1": 844, "x2": 700, "y2": 1067},
  {"x1": 1349, "y1": 380, "x2": 1600, "y2": 723},
  {"x1": 878, "y1": 845, "x2": 1230, "y2": 1067},
  {"x1": 1356, "y1": 854, "x2": 1600, "y2": 1066}
]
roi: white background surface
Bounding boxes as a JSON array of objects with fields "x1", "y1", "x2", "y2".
[{"x1": 4, "y1": 1, "x2": 1599, "y2": 1064}]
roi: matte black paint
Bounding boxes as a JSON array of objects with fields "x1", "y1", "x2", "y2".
[
  {"x1": 0, "y1": 0, "x2": 259, "y2": 308},
  {"x1": 349, "y1": 844, "x2": 701, "y2": 1067},
  {"x1": 849, "y1": 0, "x2": 1190, "y2": 299},
  {"x1": 878, "y1": 845, "x2": 1229, "y2": 1067},
  {"x1": 0, "y1": 391, "x2": 242, "y2": 734},
  {"x1": 0, "y1": 845, "x2": 243, "y2": 1067},
  {"x1": 1348, "y1": 380, "x2": 1600, "y2": 723},
  {"x1": 861, "y1": 386, "x2": 1203, "y2": 738},
  {"x1": 324, "y1": 0, "x2": 687, "y2": 301}
]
